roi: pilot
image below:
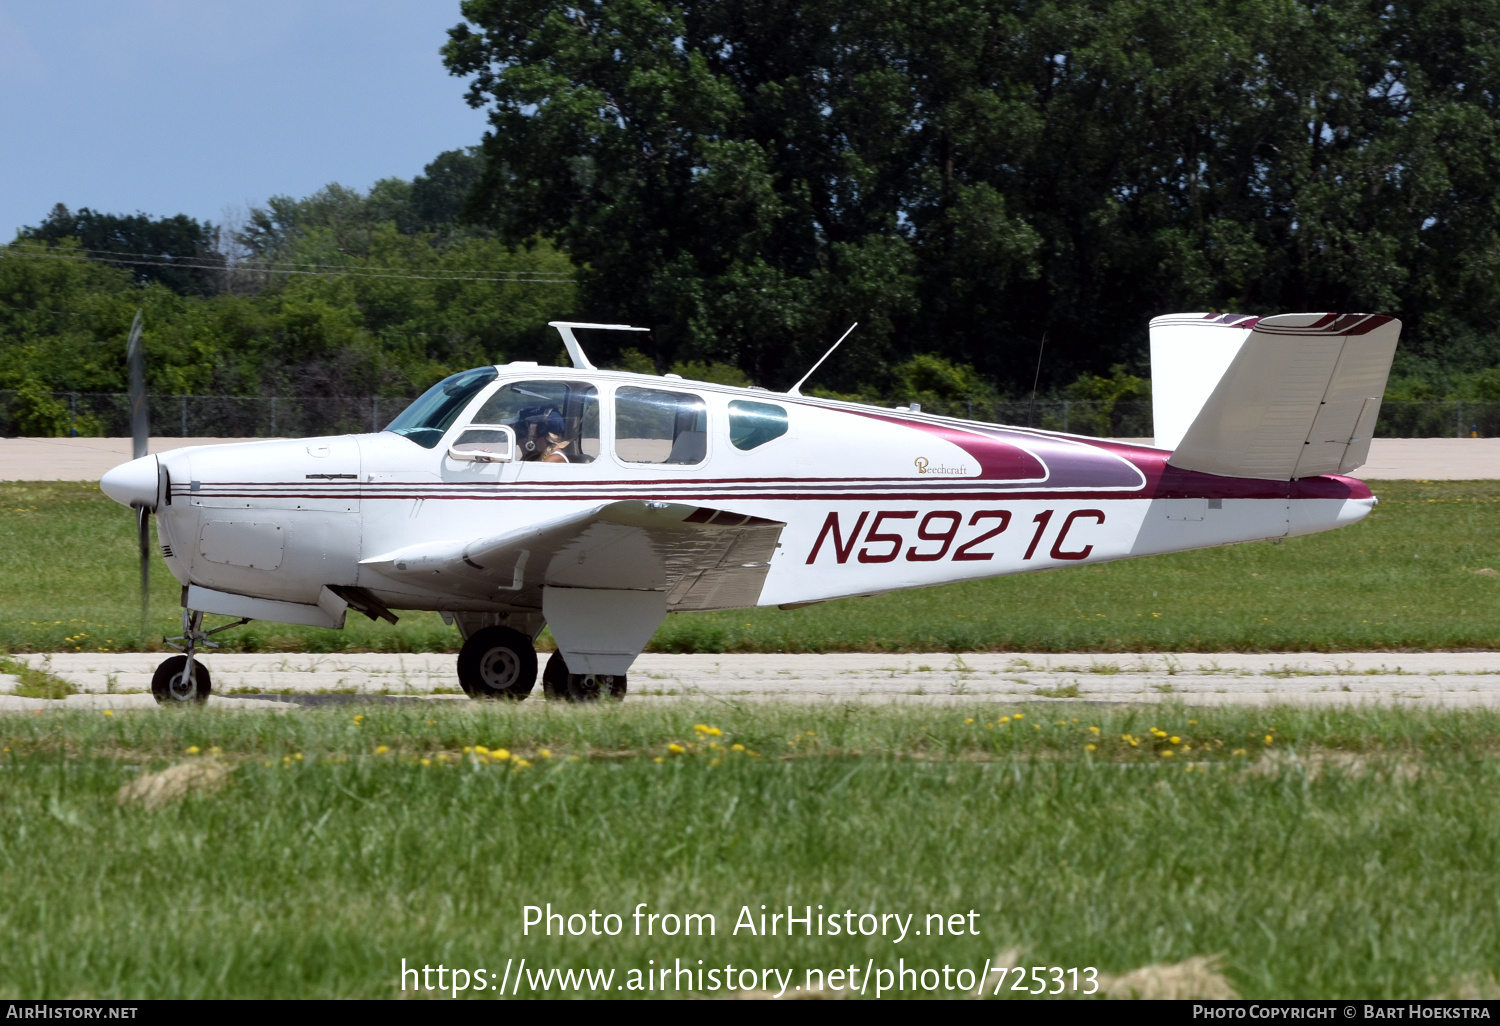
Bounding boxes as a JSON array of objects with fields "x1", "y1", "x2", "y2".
[{"x1": 515, "y1": 406, "x2": 571, "y2": 463}]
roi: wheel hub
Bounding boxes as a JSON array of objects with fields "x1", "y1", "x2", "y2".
[
  {"x1": 479, "y1": 647, "x2": 521, "y2": 690},
  {"x1": 168, "y1": 672, "x2": 196, "y2": 701}
]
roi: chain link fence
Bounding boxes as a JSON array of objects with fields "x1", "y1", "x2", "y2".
[{"x1": 0, "y1": 391, "x2": 1495, "y2": 440}]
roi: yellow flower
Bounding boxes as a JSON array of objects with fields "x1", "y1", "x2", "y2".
[
  {"x1": 1085, "y1": 743, "x2": 1097, "y2": 752},
  {"x1": 103, "y1": 710, "x2": 114, "y2": 717},
  {"x1": 1013, "y1": 713, "x2": 1024, "y2": 720},
  {"x1": 1188, "y1": 719, "x2": 1198, "y2": 726},
  {"x1": 1233, "y1": 748, "x2": 1247, "y2": 757},
  {"x1": 354, "y1": 714, "x2": 364, "y2": 723},
  {"x1": 1169, "y1": 736, "x2": 1180, "y2": 745},
  {"x1": 1160, "y1": 749, "x2": 1174, "y2": 758},
  {"x1": 375, "y1": 745, "x2": 390, "y2": 755},
  {"x1": 539, "y1": 748, "x2": 552, "y2": 759},
  {"x1": 293, "y1": 753, "x2": 303, "y2": 761},
  {"x1": 185, "y1": 746, "x2": 200, "y2": 755},
  {"x1": 652, "y1": 756, "x2": 665, "y2": 764},
  {"x1": 667, "y1": 743, "x2": 685, "y2": 755},
  {"x1": 462, "y1": 746, "x2": 473, "y2": 755},
  {"x1": 999, "y1": 716, "x2": 1010, "y2": 724},
  {"x1": 474, "y1": 745, "x2": 489, "y2": 756},
  {"x1": 730, "y1": 743, "x2": 745, "y2": 752},
  {"x1": 1089, "y1": 725, "x2": 1100, "y2": 734},
  {"x1": 493, "y1": 748, "x2": 511, "y2": 761},
  {"x1": 208, "y1": 746, "x2": 223, "y2": 756},
  {"x1": 512, "y1": 758, "x2": 532, "y2": 769},
  {"x1": 964, "y1": 717, "x2": 975, "y2": 725},
  {"x1": 1264, "y1": 734, "x2": 1273, "y2": 745}
]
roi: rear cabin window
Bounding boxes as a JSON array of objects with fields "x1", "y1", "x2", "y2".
[
  {"x1": 467, "y1": 380, "x2": 600, "y2": 463},
  {"x1": 728, "y1": 400, "x2": 789, "y2": 450},
  {"x1": 615, "y1": 387, "x2": 707, "y2": 464}
]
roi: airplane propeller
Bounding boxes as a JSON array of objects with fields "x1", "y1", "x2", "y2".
[{"x1": 125, "y1": 310, "x2": 150, "y2": 629}]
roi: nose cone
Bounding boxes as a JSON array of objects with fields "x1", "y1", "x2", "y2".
[{"x1": 101, "y1": 455, "x2": 160, "y2": 509}]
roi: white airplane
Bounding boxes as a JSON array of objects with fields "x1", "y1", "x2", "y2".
[{"x1": 100, "y1": 313, "x2": 1400, "y2": 704}]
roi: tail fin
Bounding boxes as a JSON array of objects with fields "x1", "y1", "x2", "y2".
[{"x1": 1151, "y1": 313, "x2": 1400, "y2": 481}]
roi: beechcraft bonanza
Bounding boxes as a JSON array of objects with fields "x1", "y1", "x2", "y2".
[{"x1": 101, "y1": 313, "x2": 1400, "y2": 704}]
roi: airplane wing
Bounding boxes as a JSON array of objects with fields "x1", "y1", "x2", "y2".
[
  {"x1": 360, "y1": 501, "x2": 785, "y2": 612},
  {"x1": 1166, "y1": 313, "x2": 1401, "y2": 480}
]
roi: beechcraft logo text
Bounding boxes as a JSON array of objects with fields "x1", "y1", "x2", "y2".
[{"x1": 914, "y1": 457, "x2": 966, "y2": 475}]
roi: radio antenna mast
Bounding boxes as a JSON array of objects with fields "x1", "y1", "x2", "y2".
[{"x1": 787, "y1": 322, "x2": 858, "y2": 396}]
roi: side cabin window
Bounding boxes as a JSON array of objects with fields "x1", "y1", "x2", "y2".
[
  {"x1": 728, "y1": 400, "x2": 788, "y2": 450},
  {"x1": 463, "y1": 380, "x2": 600, "y2": 463},
  {"x1": 615, "y1": 386, "x2": 707, "y2": 465}
]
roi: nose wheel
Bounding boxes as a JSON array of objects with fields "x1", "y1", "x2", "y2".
[
  {"x1": 151, "y1": 655, "x2": 211, "y2": 704},
  {"x1": 543, "y1": 651, "x2": 627, "y2": 702},
  {"x1": 457, "y1": 626, "x2": 538, "y2": 699}
]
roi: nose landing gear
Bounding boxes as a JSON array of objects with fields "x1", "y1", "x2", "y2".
[{"x1": 151, "y1": 610, "x2": 250, "y2": 705}]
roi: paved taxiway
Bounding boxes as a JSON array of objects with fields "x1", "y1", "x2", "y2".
[{"x1": 7, "y1": 651, "x2": 1500, "y2": 710}]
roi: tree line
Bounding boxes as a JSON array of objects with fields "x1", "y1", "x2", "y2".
[{"x1": 7, "y1": 0, "x2": 1500, "y2": 436}]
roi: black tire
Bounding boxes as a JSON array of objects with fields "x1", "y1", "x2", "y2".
[
  {"x1": 543, "y1": 650, "x2": 627, "y2": 702},
  {"x1": 457, "y1": 626, "x2": 537, "y2": 700},
  {"x1": 151, "y1": 656, "x2": 211, "y2": 705}
]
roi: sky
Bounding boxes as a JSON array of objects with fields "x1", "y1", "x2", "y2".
[{"x1": 0, "y1": 0, "x2": 492, "y2": 240}]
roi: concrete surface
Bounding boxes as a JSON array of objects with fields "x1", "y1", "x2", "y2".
[
  {"x1": 3, "y1": 436, "x2": 1495, "y2": 481},
  {"x1": 8, "y1": 651, "x2": 1500, "y2": 709}
]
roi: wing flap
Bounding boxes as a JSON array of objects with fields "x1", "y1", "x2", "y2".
[{"x1": 362, "y1": 501, "x2": 785, "y2": 611}]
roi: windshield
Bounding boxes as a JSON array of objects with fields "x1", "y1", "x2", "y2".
[{"x1": 384, "y1": 366, "x2": 498, "y2": 448}]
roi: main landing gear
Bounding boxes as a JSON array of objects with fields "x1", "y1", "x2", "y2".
[
  {"x1": 456, "y1": 626, "x2": 538, "y2": 699},
  {"x1": 452, "y1": 625, "x2": 627, "y2": 702},
  {"x1": 543, "y1": 651, "x2": 627, "y2": 702},
  {"x1": 151, "y1": 610, "x2": 249, "y2": 705}
]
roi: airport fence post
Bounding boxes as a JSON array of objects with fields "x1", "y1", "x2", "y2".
[
  {"x1": 180, "y1": 395, "x2": 187, "y2": 437},
  {"x1": 271, "y1": 396, "x2": 277, "y2": 437}
]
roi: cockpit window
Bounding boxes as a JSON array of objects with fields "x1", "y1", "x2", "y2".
[
  {"x1": 470, "y1": 380, "x2": 600, "y2": 463},
  {"x1": 384, "y1": 367, "x2": 498, "y2": 449},
  {"x1": 615, "y1": 386, "x2": 707, "y2": 464},
  {"x1": 728, "y1": 400, "x2": 789, "y2": 450}
]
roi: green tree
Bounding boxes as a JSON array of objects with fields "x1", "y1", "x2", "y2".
[{"x1": 445, "y1": 0, "x2": 1500, "y2": 393}]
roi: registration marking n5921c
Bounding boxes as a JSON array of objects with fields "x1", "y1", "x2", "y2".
[{"x1": 806, "y1": 508, "x2": 1106, "y2": 565}]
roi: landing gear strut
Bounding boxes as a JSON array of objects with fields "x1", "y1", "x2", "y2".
[
  {"x1": 543, "y1": 651, "x2": 627, "y2": 702},
  {"x1": 151, "y1": 610, "x2": 249, "y2": 705},
  {"x1": 457, "y1": 626, "x2": 538, "y2": 700}
]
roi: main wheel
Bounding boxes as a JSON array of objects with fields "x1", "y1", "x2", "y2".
[
  {"x1": 151, "y1": 656, "x2": 211, "y2": 705},
  {"x1": 543, "y1": 651, "x2": 627, "y2": 702},
  {"x1": 457, "y1": 626, "x2": 538, "y2": 700}
]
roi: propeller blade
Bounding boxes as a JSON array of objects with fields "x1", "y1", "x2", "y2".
[
  {"x1": 126, "y1": 310, "x2": 147, "y2": 460},
  {"x1": 137, "y1": 503, "x2": 150, "y2": 631}
]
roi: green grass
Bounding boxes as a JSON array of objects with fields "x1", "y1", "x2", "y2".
[
  {"x1": 2, "y1": 702, "x2": 1499, "y2": 998},
  {"x1": 4, "y1": 480, "x2": 1500, "y2": 653}
]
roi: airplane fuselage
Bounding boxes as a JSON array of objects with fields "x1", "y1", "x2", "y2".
[{"x1": 133, "y1": 366, "x2": 1372, "y2": 627}]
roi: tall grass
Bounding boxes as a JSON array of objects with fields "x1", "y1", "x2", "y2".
[{"x1": 1, "y1": 703, "x2": 1498, "y2": 998}]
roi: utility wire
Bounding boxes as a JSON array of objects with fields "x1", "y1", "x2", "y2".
[{"x1": 2, "y1": 246, "x2": 574, "y2": 284}]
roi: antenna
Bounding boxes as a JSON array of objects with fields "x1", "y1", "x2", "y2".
[
  {"x1": 787, "y1": 322, "x2": 858, "y2": 397},
  {"x1": 1027, "y1": 332, "x2": 1047, "y2": 428},
  {"x1": 548, "y1": 321, "x2": 649, "y2": 370}
]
